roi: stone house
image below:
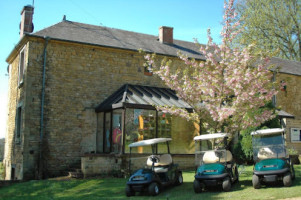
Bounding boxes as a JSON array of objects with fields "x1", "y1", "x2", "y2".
[
  {"x1": 271, "y1": 58, "x2": 301, "y2": 155},
  {"x1": 3, "y1": 5, "x2": 301, "y2": 180}
]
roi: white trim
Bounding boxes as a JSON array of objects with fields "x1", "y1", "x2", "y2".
[
  {"x1": 194, "y1": 133, "x2": 229, "y2": 141},
  {"x1": 129, "y1": 138, "x2": 172, "y2": 147},
  {"x1": 251, "y1": 128, "x2": 285, "y2": 136}
]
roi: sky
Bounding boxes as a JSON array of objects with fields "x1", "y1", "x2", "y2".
[{"x1": 0, "y1": 0, "x2": 224, "y2": 139}]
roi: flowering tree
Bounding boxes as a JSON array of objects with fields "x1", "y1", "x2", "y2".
[{"x1": 144, "y1": 0, "x2": 280, "y2": 135}]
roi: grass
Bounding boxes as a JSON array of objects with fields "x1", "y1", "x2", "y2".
[{"x1": 0, "y1": 165, "x2": 300, "y2": 200}]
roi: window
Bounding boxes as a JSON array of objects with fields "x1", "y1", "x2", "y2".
[
  {"x1": 158, "y1": 112, "x2": 198, "y2": 154},
  {"x1": 96, "y1": 112, "x2": 104, "y2": 153},
  {"x1": 11, "y1": 166, "x2": 16, "y2": 180},
  {"x1": 291, "y1": 128, "x2": 301, "y2": 143},
  {"x1": 15, "y1": 106, "x2": 22, "y2": 144},
  {"x1": 144, "y1": 64, "x2": 153, "y2": 76},
  {"x1": 112, "y1": 109, "x2": 123, "y2": 154},
  {"x1": 124, "y1": 109, "x2": 198, "y2": 154},
  {"x1": 104, "y1": 112, "x2": 112, "y2": 153},
  {"x1": 18, "y1": 47, "x2": 26, "y2": 86},
  {"x1": 124, "y1": 109, "x2": 156, "y2": 153},
  {"x1": 99, "y1": 108, "x2": 199, "y2": 154}
]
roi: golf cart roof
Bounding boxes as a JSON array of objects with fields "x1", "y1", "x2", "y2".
[
  {"x1": 251, "y1": 128, "x2": 285, "y2": 136},
  {"x1": 129, "y1": 138, "x2": 172, "y2": 148},
  {"x1": 194, "y1": 133, "x2": 229, "y2": 141}
]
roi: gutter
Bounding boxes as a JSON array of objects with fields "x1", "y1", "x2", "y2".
[
  {"x1": 6, "y1": 35, "x2": 29, "y2": 64},
  {"x1": 38, "y1": 36, "x2": 50, "y2": 179}
]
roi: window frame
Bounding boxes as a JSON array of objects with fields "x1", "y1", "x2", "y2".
[
  {"x1": 103, "y1": 112, "x2": 112, "y2": 153},
  {"x1": 18, "y1": 46, "x2": 26, "y2": 87},
  {"x1": 144, "y1": 64, "x2": 153, "y2": 76},
  {"x1": 15, "y1": 105, "x2": 23, "y2": 144}
]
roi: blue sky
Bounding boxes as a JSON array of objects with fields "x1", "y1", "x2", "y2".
[{"x1": 0, "y1": 0, "x2": 224, "y2": 139}]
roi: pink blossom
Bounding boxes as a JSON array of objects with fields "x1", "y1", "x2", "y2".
[{"x1": 141, "y1": 0, "x2": 279, "y2": 135}]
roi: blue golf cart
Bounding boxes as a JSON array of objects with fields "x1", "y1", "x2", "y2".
[{"x1": 125, "y1": 138, "x2": 183, "y2": 196}]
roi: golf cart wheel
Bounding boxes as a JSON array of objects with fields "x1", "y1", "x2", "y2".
[
  {"x1": 252, "y1": 175, "x2": 261, "y2": 189},
  {"x1": 175, "y1": 172, "x2": 183, "y2": 185},
  {"x1": 193, "y1": 179, "x2": 202, "y2": 193},
  {"x1": 148, "y1": 182, "x2": 160, "y2": 196},
  {"x1": 125, "y1": 185, "x2": 135, "y2": 197},
  {"x1": 283, "y1": 172, "x2": 292, "y2": 187},
  {"x1": 222, "y1": 177, "x2": 231, "y2": 192}
]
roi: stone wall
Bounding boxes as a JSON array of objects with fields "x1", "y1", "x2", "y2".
[
  {"x1": 276, "y1": 73, "x2": 301, "y2": 153},
  {"x1": 81, "y1": 154, "x2": 195, "y2": 178},
  {"x1": 81, "y1": 155, "x2": 123, "y2": 178},
  {"x1": 4, "y1": 41, "x2": 31, "y2": 180},
  {"x1": 0, "y1": 139, "x2": 4, "y2": 161}
]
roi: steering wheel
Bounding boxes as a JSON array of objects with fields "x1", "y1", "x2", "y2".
[
  {"x1": 150, "y1": 155, "x2": 160, "y2": 163},
  {"x1": 215, "y1": 151, "x2": 223, "y2": 158}
]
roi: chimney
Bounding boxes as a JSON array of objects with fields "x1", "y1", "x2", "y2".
[
  {"x1": 20, "y1": 5, "x2": 34, "y2": 39},
  {"x1": 159, "y1": 26, "x2": 173, "y2": 44}
]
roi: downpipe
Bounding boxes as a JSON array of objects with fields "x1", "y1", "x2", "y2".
[{"x1": 38, "y1": 36, "x2": 50, "y2": 179}]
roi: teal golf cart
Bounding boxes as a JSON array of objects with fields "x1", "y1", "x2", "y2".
[
  {"x1": 193, "y1": 133, "x2": 239, "y2": 193},
  {"x1": 125, "y1": 138, "x2": 183, "y2": 197},
  {"x1": 251, "y1": 128, "x2": 295, "y2": 188}
]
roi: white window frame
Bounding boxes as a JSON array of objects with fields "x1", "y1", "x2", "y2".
[{"x1": 291, "y1": 128, "x2": 301, "y2": 143}]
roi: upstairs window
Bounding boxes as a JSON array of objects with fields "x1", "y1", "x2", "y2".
[
  {"x1": 18, "y1": 47, "x2": 26, "y2": 86},
  {"x1": 144, "y1": 64, "x2": 153, "y2": 76}
]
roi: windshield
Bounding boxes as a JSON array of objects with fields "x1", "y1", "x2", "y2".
[
  {"x1": 129, "y1": 142, "x2": 170, "y2": 172},
  {"x1": 252, "y1": 133, "x2": 286, "y2": 161},
  {"x1": 195, "y1": 138, "x2": 232, "y2": 166}
]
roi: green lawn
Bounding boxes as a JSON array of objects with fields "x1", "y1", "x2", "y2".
[{"x1": 0, "y1": 165, "x2": 300, "y2": 200}]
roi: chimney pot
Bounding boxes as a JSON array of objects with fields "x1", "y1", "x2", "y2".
[
  {"x1": 20, "y1": 5, "x2": 34, "y2": 39},
  {"x1": 159, "y1": 26, "x2": 173, "y2": 44}
]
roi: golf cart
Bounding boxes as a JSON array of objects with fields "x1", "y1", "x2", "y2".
[
  {"x1": 251, "y1": 128, "x2": 295, "y2": 188},
  {"x1": 193, "y1": 133, "x2": 239, "y2": 193},
  {"x1": 125, "y1": 138, "x2": 183, "y2": 197}
]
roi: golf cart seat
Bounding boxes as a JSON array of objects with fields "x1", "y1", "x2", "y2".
[
  {"x1": 147, "y1": 154, "x2": 173, "y2": 167},
  {"x1": 203, "y1": 150, "x2": 233, "y2": 164},
  {"x1": 257, "y1": 147, "x2": 286, "y2": 159}
]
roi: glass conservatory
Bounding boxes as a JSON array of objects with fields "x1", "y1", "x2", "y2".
[{"x1": 95, "y1": 84, "x2": 199, "y2": 155}]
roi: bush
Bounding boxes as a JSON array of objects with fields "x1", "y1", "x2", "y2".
[{"x1": 233, "y1": 130, "x2": 254, "y2": 165}]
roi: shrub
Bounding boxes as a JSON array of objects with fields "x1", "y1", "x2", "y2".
[{"x1": 233, "y1": 130, "x2": 254, "y2": 165}]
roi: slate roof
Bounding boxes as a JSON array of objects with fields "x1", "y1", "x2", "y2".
[
  {"x1": 95, "y1": 84, "x2": 294, "y2": 119},
  {"x1": 277, "y1": 110, "x2": 294, "y2": 119},
  {"x1": 95, "y1": 84, "x2": 193, "y2": 112},
  {"x1": 31, "y1": 20, "x2": 301, "y2": 76},
  {"x1": 269, "y1": 57, "x2": 301, "y2": 76},
  {"x1": 33, "y1": 20, "x2": 204, "y2": 60}
]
